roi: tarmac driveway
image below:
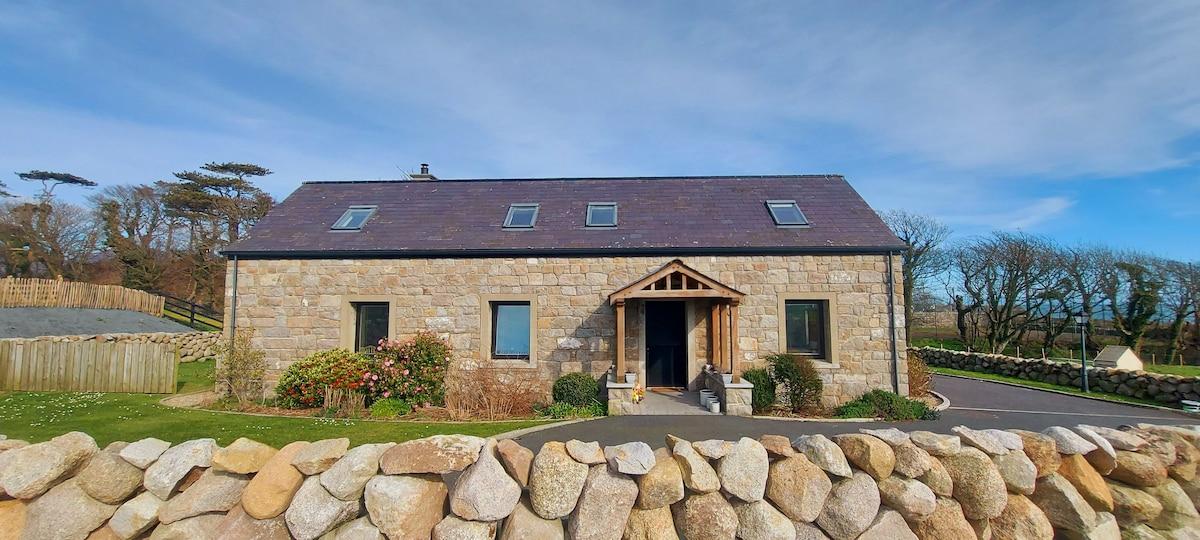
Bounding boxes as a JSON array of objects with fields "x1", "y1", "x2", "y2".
[{"x1": 509, "y1": 374, "x2": 1200, "y2": 448}]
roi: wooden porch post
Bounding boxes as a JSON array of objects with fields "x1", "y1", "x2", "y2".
[
  {"x1": 615, "y1": 300, "x2": 626, "y2": 378},
  {"x1": 710, "y1": 301, "x2": 721, "y2": 370},
  {"x1": 731, "y1": 302, "x2": 741, "y2": 383}
]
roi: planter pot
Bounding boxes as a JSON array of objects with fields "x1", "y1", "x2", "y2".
[
  {"x1": 722, "y1": 374, "x2": 733, "y2": 384},
  {"x1": 625, "y1": 373, "x2": 636, "y2": 384},
  {"x1": 709, "y1": 400, "x2": 721, "y2": 413},
  {"x1": 699, "y1": 390, "x2": 715, "y2": 406}
]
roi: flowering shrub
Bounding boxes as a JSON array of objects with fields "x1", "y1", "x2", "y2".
[
  {"x1": 362, "y1": 332, "x2": 452, "y2": 408},
  {"x1": 275, "y1": 349, "x2": 372, "y2": 408}
]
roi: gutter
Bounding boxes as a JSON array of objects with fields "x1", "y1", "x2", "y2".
[{"x1": 220, "y1": 244, "x2": 910, "y2": 260}]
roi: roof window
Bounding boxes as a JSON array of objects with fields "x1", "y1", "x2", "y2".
[
  {"x1": 765, "y1": 200, "x2": 809, "y2": 227},
  {"x1": 586, "y1": 202, "x2": 618, "y2": 227},
  {"x1": 331, "y1": 205, "x2": 377, "y2": 231},
  {"x1": 504, "y1": 204, "x2": 540, "y2": 229}
]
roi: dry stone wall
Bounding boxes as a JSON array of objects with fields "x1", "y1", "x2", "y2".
[
  {"x1": 915, "y1": 347, "x2": 1200, "y2": 405},
  {"x1": 13, "y1": 332, "x2": 221, "y2": 363},
  {"x1": 3, "y1": 422, "x2": 1199, "y2": 539}
]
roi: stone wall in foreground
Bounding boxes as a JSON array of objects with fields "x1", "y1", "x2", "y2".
[
  {"x1": 914, "y1": 347, "x2": 1200, "y2": 405},
  {"x1": 1, "y1": 423, "x2": 1199, "y2": 539},
  {"x1": 16, "y1": 331, "x2": 221, "y2": 363}
]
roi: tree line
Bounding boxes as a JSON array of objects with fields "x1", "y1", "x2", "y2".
[
  {"x1": 882, "y1": 210, "x2": 1199, "y2": 363},
  {"x1": 0, "y1": 163, "x2": 274, "y2": 307}
]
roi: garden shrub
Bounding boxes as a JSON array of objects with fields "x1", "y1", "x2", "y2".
[
  {"x1": 552, "y1": 372, "x2": 599, "y2": 407},
  {"x1": 362, "y1": 332, "x2": 452, "y2": 408},
  {"x1": 537, "y1": 399, "x2": 606, "y2": 419},
  {"x1": 275, "y1": 349, "x2": 372, "y2": 408},
  {"x1": 767, "y1": 353, "x2": 824, "y2": 413},
  {"x1": 215, "y1": 329, "x2": 266, "y2": 406},
  {"x1": 445, "y1": 362, "x2": 546, "y2": 420},
  {"x1": 369, "y1": 397, "x2": 413, "y2": 419},
  {"x1": 908, "y1": 352, "x2": 934, "y2": 398},
  {"x1": 834, "y1": 389, "x2": 936, "y2": 421},
  {"x1": 741, "y1": 367, "x2": 777, "y2": 413}
]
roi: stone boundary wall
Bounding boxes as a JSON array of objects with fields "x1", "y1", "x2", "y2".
[
  {"x1": 11, "y1": 332, "x2": 221, "y2": 363},
  {"x1": 3, "y1": 423, "x2": 1199, "y2": 539},
  {"x1": 913, "y1": 347, "x2": 1200, "y2": 405}
]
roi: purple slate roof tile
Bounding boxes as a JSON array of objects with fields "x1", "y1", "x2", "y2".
[{"x1": 224, "y1": 175, "x2": 905, "y2": 258}]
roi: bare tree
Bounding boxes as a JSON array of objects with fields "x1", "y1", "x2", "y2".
[
  {"x1": 1159, "y1": 260, "x2": 1198, "y2": 363},
  {"x1": 950, "y1": 232, "x2": 1057, "y2": 353},
  {"x1": 91, "y1": 184, "x2": 183, "y2": 290},
  {"x1": 880, "y1": 210, "x2": 952, "y2": 337},
  {"x1": 0, "y1": 200, "x2": 101, "y2": 280}
]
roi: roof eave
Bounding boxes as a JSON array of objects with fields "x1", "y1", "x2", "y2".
[{"x1": 221, "y1": 244, "x2": 907, "y2": 260}]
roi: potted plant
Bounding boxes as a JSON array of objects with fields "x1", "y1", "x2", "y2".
[{"x1": 625, "y1": 371, "x2": 636, "y2": 383}]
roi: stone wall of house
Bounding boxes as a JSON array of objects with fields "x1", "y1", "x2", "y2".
[
  {"x1": 15, "y1": 332, "x2": 221, "y2": 363},
  {"x1": 914, "y1": 347, "x2": 1200, "y2": 405},
  {"x1": 3, "y1": 423, "x2": 1199, "y2": 538},
  {"x1": 226, "y1": 254, "x2": 906, "y2": 405}
]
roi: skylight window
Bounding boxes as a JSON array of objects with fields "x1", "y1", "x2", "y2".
[
  {"x1": 586, "y1": 202, "x2": 618, "y2": 227},
  {"x1": 330, "y1": 205, "x2": 377, "y2": 231},
  {"x1": 765, "y1": 200, "x2": 809, "y2": 227},
  {"x1": 504, "y1": 204, "x2": 540, "y2": 228}
]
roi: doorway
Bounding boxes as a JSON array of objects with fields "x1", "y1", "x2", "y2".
[{"x1": 646, "y1": 301, "x2": 687, "y2": 388}]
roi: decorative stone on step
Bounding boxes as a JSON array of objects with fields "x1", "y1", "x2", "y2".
[
  {"x1": 892, "y1": 441, "x2": 933, "y2": 479},
  {"x1": 859, "y1": 428, "x2": 909, "y2": 446},
  {"x1": 671, "y1": 441, "x2": 719, "y2": 493},
  {"x1": 857, "y1": 507, "x2": 918, "y2": 540},
  {"x1": 211, "y1": 437, "x2": 277, "y2": 475},
  {"x1": 109, "y1": 491, "x2": 165, "y2": 540},
  {"x1": 766, "y1": 453, "x2": 831, "y2": 523},
  {"x1": 1108, "y1": 450, "x2": 1168, "y2": 487},
  {"x1": 716, "y1": 437, "x2": 769, "y2": 503},
  {"x1": 568, "y1": 465, "x2": 638, "y2": 540},
  {"x1": 1009, "y1": 429, "x2": 1061, "y2": 478},
  {"x1": 364, "y1": 474, "x2": 448, "y2": 540},
  {"x1": 1105, "y1": 479, "x2": 1163, "y2": 525},
  {"x1": 732, "y1": 499, "x2": 794, "y2": 540},
  {"x1": 952, "y1": 426, "x2": 1009, "y2": 456},
  {"x1": 528, "y1": 442, "x2": 589, "y2": 519},
  {"x1": 832, "y1": 434, "x2": 895, "y2": 481},
  {"x1": 215, "y1": 504, "x2": 291, "y2": 540},
  {"x1": 671, "y1": 491, "x2": 738, "y2": 540},
  {"x1": 907, "y1": 497, "x2": 975, "y2": 540},
  {"x1": 119, "y1": 437, "x2": 171, "y2": 469},
  {"x1": 635, "y1": 448, "x2": 684, "y2": 510},
  {"x1": 450, "y1": 439, "x2": 522, "y2": 522},
  {"x1": 566, "y1": 440, "x2": 605, "y2": 465},
  {"x1": 142, "y1": 438, "x2": 217, "y2": 500},
  {"x1": 241, "y1": 441, "x2": 310, "y2": 520},
  {"x1": 21, "y1": 479, "x2": 117, "y2": 540},
  {"x1": 693, "y1": 439, "x2": 731, "y2": 460},
  {"x1": 2, "y1": 431, "x2": 98, "y2": 499},
  {"x1": 496, "y1": 439, "x2": 534, "y2": 488},
  {"x1": 758, "y1": 435, "x2": 795, "y2": 459},
  {"x1": 1028, "y1": 473, "x2": 1097, "y2": 535},
  {"x1": 284, "y1": 476, "x2": 360, "y2": 540},
  {"x1": 1041, "y1": 426, "x2": 1098, "y2": 455},
  {"x1": 319, "y1": 443, "x2": 393, "y2": 501},
  {"x1": 432, "y1": 514, "x2": 497, "y2": 540},
  {"x1": 291, "y1": 438, "x2": 350, "y2": 476},
  {"x1": 1056, "y1": 453, "x2": 1113, "y2": 513},
  {"x1": 76, "y1": 450, "x2": 145, "y2": 505},
  {"x1": 991, "y1": 493, "x2": 1053, "y2": 540},
  {"x1": 909, "y1": 430, "x2": 961, "y2": 457},
  {"x1": 917, "y1": 457, "x2": 953, "y2": 498},
  {"x1": 792, "y1": 434, "x2": 852, "y2": 478},
  {"x1": 991, "y1": 450, "x2": 1037, "y2": 496},
  {"x1": 624, "y1": 506, "x2": 678, "y2": 540},
  {"x1": 604, "y1": 442, "x2": 656, "y2": 475},
  {"x1": 501, "y1": 497, "x2": 564, "y2": 540},
  {"x1": 379, "y1": 435, "x2": 485, "y2": 475},
  {"x1": 158, "y1": 469, "x2": 249, "y2": 524},
  {"x1": 939, "y1": 447, "x2": 1008, "y2": 520},
  {"x1": 877, "y1": 475, "x2": 936, "y2": 522},
  {"x1": 816, "y1": 471, "x2": 880, "y2": 540}
]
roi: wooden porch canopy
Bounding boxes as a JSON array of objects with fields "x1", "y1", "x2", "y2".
[{"x1": 608, "y1": 260, "x2": 746, "y2": 383}]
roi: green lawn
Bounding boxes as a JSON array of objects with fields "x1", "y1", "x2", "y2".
[
  {"x1": 931, "y1": 367, "x2": 1174, "y2": 409},
  {"x1": 1141, "y1": 364, "x2": 1200, "y2": 378},
  {"x1": 0, "y1": 360, "x2": 551, "y2": 448}
]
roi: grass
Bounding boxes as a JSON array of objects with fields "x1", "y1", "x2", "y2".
[
  {"x1": 1141, "y1": 364, "x2": 1200, "y2": 378},
  {"x1": 931, "y1": 366, "x2": 1175, "y2": 409},
  {"x1": 0, "y1": 359, "x2": 552, "y2": 448}
]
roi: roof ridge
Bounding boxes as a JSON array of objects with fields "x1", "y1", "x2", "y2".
[{"x1": 299, "y1": 174, "x2": 845, "y2": 185}]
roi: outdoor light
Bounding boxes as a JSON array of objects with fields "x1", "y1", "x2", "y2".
[{"x1": 1075, "y1": 314, "x2": 1090, "y2": 393}]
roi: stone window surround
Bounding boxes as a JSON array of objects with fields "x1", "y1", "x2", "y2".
[
  {"x1": 777, "y1": 292, "x2": 840, "y2": 368},
  {"x1": 339, "y1": 295, "x2": 398, "y2": 351},
  {"x1": 480, "y1": 293, "x2": 539, "y2": 368}
]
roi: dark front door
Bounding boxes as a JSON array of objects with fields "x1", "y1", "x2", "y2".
[{"x1": 646, "y1": 301, "x2": 687, "y2": 388}]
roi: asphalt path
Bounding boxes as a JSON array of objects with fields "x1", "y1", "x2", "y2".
[{"x1": 509, "y1": 374, "x2": 1200, "y2": 448}]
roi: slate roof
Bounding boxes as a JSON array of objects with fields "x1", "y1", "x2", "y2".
[{"x1": 224, "y1": 175, "x2": 905, "y2": 258}]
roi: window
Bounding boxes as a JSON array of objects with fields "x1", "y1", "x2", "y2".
[
  {"x1": 504, "y1": 204, "x2": 540, "y2": 228},
  {"x1": 353, "y1": 302, "x2": 389, "y2": 352},
  {"x1": 783, "y1": 299, "x2": 830, "y2": 359},
  {"x1": 491, "y1": 302, "x2": 531, "y2": 359},
  {"x1": 331, "y1": 205, "x2": 377, "y2": 231},
  {"x1": 765, "y1": 200, "x2": 808, "y2": 227},
  {"x1": 586, "y1": 202, "x2": 618, "y2": 227}
]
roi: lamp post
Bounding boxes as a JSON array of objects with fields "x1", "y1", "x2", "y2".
[{"x1": 1075, "y1": 313, "x2": 1089, "y2": 393}]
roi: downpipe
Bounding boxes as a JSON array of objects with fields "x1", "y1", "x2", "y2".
[{"x1": 887, "y1": 252, "x2": 900, "y2": 394}]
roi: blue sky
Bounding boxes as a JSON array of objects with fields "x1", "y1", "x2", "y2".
[{"x1": 1, "y1": 1, "x2": 1198, "y2": 260}]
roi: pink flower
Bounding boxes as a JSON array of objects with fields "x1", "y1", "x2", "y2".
[
  {"x1": 383, "y1": 391, "x2": 390, "y2": 398},
  {"x1": 402, "y1": 369, "x2": 409, "y2": 376},
  {"x1": 423, "y1": 402, "x2": 431, "y2": 408},
  {"x1": 371, "y1": 374, "x2": 378, "y2": 381}
]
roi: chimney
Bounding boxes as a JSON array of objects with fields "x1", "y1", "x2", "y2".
[{"x1": 410, "y1": 163, "x2": 438, "y2": 182}]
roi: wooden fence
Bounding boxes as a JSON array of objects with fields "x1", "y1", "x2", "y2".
[
  {"x1": 0, "y1": 339, "x2": 177, "y2": 393},
  {"x1": 0, "y1": 278, "x2": 164, "y2": 316}
]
